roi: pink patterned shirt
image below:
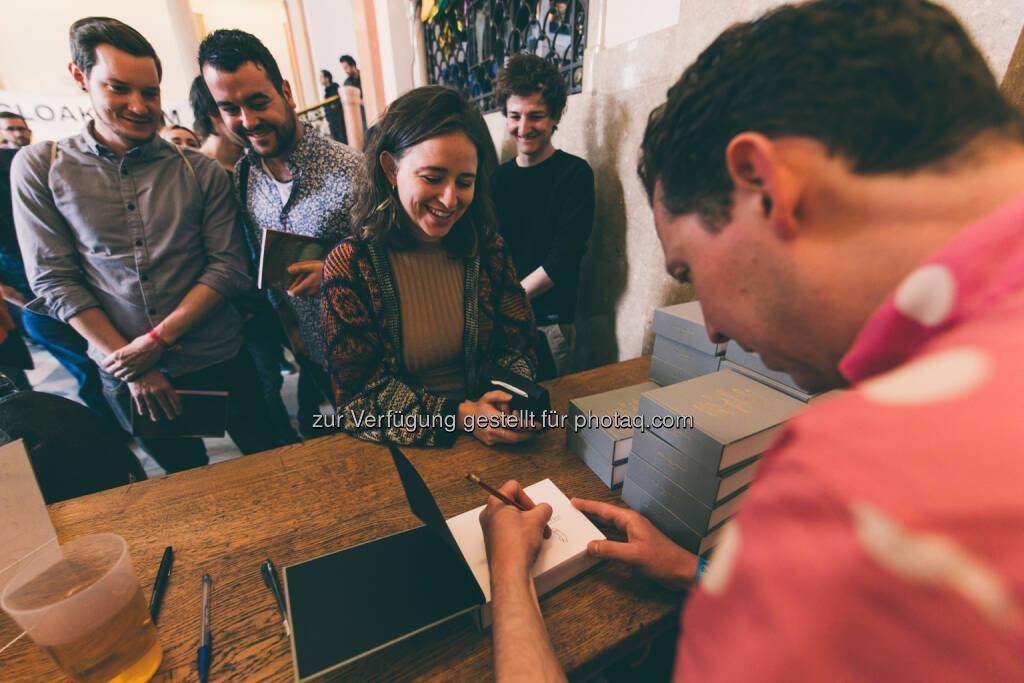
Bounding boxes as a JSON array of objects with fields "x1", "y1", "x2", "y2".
[{"x1": 675, "y1": 194, "x2": 1024, "y2": 681}]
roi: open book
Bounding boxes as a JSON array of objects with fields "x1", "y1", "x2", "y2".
[
  {"x1": 446, "y1": 478, "x2": 605, "y2": 627},
  {"x1": 284, "y1": 446, "x2": 605, "y2": 681}
]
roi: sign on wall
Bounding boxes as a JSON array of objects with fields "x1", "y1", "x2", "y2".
[{"x1": 0, "y1": 91, "x2": 193, "y2": 143}]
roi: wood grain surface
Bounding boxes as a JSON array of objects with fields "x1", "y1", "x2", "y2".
[{"x1": 1, "y1": 356, "x2": 684, "y2": 681}]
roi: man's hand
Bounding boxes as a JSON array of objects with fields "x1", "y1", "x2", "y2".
[
  {"x1": 286, "y1": 260, "x2": 324, "y2": 297},
  {"x1": 128, "y1": 368, "x2": 182, "y2": 422},
  {"x1": 459, "y1": 390, "x2": 541, "y2": 446},
  {"x1": 572, "y1": 498, "x2": 698, "y2": 590},
  {"x1": 101, "y1": 332, "x2": 164, "y2": 381},
  {"x1": 479, "y1": 480, "x2": 553, "y2": 574},
  {"x1": 0, "y1": 284, "x2": 28, "y2": 307}
]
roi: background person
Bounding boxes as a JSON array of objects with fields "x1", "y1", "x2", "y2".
[
  {"x1": 200, "y1": 29, "x2": 362, "y2": 438},
  {"x1": 492, "y1": 54, "x2": 594, "y2": 379},
  {"x1": 479, "y1": 0, "x2": 1024, "y2": 680},
  {"x1": 12, "y1": 17, "x2": 279, "y2": 472},
  {"x1": 0, "y1": 112, "x2": 32, "y2": 148},
  {"x1": 322, "y1": 86, "x2": 539, "y2": 447},
  {"x1": 159, "y1": 124, "x2": 200, "y2": 148}
]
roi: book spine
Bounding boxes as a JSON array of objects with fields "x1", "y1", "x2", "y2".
[
  {"x1": 573, "y1": 435, "x2": 617, "y2": 489},
  {"x1": 649, "y1": 351, "x2": 721, "y2": 386},
  {"x1": 621, "y1": 478, "x2": 707, "y2": 555},
  {"x1": 626, "y1": 451, "x2": 721, "y2": 533},
  {"x1": 632, "y1": 427, "x2": 723, "y2": 506},
  {"x1": 638, "y1": 395, "x2": 726, "y2": 472}
]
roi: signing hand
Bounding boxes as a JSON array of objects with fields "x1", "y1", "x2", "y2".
[
  {"x1": 101, "y1": 332, "x2": 164, "y2": 381},
  {"x1": 459, "y1": 390, "x2": 541, "y2": 446},
  {"x1": 479, "y1": 480, "x2": 553, "y2": 574},
  {"x1": 286, "y1": 260, "x2": 324, "y2": 297},
  {"x1": 572, "y1": 497, "x2": 698, "y2": 590},
  {"x1": 128, "y1": 368, "x2": 182, "y2": 422}
]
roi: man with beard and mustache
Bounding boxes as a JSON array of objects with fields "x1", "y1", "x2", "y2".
[
  {"x1": 200, "y1": 29, "x2": 361, "y2": 437},
  {"x1": 10, "y1": 17, "x2": 279, "y2": 473}
]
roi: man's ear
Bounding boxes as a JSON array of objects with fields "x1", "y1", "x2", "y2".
[
  {"x1": 281, "y1": 80, "x2": 297, "y2": 109},
  {"x1": 725, "y1": 132, "x2": 803, "y2": 238},
  {"x1": 69, "y1": 62, "x2": 88, "y2": 92},
  {"x1": 380, "y1": 151, "x2": 398, "y2": 187}
]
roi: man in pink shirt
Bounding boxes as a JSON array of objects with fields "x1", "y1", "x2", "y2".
[{"x1": 479, "y1": 0, "x2": 1024, "y2": 679}]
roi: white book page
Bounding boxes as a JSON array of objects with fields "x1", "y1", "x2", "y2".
[{"x1": 446, "y1": 478, "x2": 606, "y2": 602}]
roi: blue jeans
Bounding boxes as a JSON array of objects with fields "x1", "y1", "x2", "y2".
[
  {"x1": 16, "y1": 307, "x2": 121, "y2": 430},
  {"x1": 242, "y1": 303, "x2": 301, "y2": 445}
]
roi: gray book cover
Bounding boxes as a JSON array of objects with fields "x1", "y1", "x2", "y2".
[
  {"x1": 574, "y1": 435, "x2": 628, "y2": 489},
  {"x1": 650, "y1": 336, "x2": 722, "y2": 386},
  {"x1": 652, "y1": 301, "x2": 727, "y2": 356},
  {"x1": 621, "y1": 477, "x2": 726, "y2": 556},
  {"x1": 723, "y1": 340, "x2": 803, "y2": 391},
  {"x1": 625, "y1": 450, "x2": 749, "y2": 534},
  {"x1": 638, "y1": 370, "x2": 804, "y2": 472},
  {"x1": 631, "y1": 427, "x2": 759, "y2": 507},
  {"x1": 567, "y1": 382, "x2": 658, "y2": 462}
]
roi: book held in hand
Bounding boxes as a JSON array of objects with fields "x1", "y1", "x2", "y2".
[
  {"x1": 257, "y1": 228, "x2": 332, "y2": 290},
  {"x1": 129, "y1": 390, "x2": 228, "y2": 438}
]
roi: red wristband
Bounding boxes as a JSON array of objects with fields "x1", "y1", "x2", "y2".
[{"x1": 147, "y1": 328, "x2": 176, "y2": 350}]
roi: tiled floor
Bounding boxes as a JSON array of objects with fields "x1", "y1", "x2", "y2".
[{"x1": 24, "y1": 344, "x2": 306, "y2": 479}]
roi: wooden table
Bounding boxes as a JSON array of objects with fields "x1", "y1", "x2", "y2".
[{"x1": 1, "y1": 357, "x2": 682, "y2": 681}]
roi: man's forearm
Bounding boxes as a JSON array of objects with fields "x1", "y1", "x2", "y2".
[
  {"x1": 68, "y1": 308, "x2": 129, "y2": 357},
  {"x1": 152, "y1": 283, "x2": 226, "y2": 344},
  {"x1": 521, "y1": 266, "x2": 555, "y2": 301},
  {"x1": 491, "y1": 567, "x2": 566, "y2": 682}
]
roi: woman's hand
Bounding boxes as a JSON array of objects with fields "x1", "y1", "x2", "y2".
[{"x1": 458, "y1": 390, "x2": 541, "y2": 446}]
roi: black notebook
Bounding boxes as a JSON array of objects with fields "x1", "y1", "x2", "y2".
[
  {"x1": 284, "y1": 445, "x2": 485, "y2": 680},
  {"x1": 129, "y1": 390, "x2": 228, "y2": 438}
]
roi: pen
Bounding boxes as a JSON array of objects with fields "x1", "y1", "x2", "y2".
[
  {"x1": 148, "y1": 546, "x2": 173, "y2": 623},
  {"x1": 261, "y1": 559, "x2": 291, "y2": 636},
  {"x1": 197, "y1": 574, "x2": 212, "y2": 683},
  {"x1": 465, "y1": 472, "x2": 551, "y2": 539}
]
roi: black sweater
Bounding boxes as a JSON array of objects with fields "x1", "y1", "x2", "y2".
[{"x1": 491, "y1": 149, "x2": 594, "y2": 324}]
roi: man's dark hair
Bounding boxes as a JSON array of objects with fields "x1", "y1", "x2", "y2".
[
  {"x1": 199, "y1": 29, "x2": 284, "y2": 93},
  {"x1": 0, "y1": 112, "x2": 26, "y2": 123},
  {"x1": 189, "y1": 75, "x2": 216, "y2": 139},
  {"x1": 69, "y1": 17, "x2": 162, "y2": 80},
  {"x1": 339, "y1": 55, "x2": 357, "y2": 68},
  {"x1": 494, "y1": 54, "x2": 568, "y2": 121},
  {"x1": 354, "y1": 85, "x2": 498, "y2": 257},
  {"x1": 638, "y1": 0, "x2": 1024, "y2": 229},
  {"x1": 320, "y1": 69, "x2": 334, "y2": 82}
]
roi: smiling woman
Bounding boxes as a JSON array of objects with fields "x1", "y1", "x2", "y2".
[{"x1": 321, "y1": 86, "x2": 541, "y2": 448}]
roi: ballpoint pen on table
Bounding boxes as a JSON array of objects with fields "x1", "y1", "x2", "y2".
[
  {"x1": 149, "y1": 546, "x2": 173, "y2": 623},
  {"x1": 197, "y1": 574, "x2": 212, "y2": 682},
  {"x1": 261, "y1": 559, "x2": 291, "y2": 636}
]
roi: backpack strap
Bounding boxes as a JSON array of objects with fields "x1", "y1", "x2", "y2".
[{"x1": 170, "y1": 142, "x2": 197, "y2": 178}]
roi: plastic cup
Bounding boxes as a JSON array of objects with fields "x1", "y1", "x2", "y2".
[{"x1": 1, "y1": 533, "x2": 162, "y2": 683}]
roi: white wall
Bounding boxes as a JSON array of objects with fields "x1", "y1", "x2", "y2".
[{"x1": 303, "y1": 0, "x2": 359, "y2": 98}]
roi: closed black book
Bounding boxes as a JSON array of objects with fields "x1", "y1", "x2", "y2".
[{"x1": 130, "y1": 390, "x2": 227, "y2": 438}]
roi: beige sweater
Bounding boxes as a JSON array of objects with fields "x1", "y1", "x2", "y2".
[{"x1": 387, "y1": 242, "x2": 466, "y2": 400}]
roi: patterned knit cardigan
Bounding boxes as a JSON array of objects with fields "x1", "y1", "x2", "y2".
[{"x1": 321, "y1": 229, "x2": 538, "y2": 446}]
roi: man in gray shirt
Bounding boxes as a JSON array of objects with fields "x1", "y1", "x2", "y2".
[
  {"x1": 200, "y1": 29, "x2": 361, "y2": 436},
  {"x1": 11, "y1": 17, "x2": 278, "y2": 472}
]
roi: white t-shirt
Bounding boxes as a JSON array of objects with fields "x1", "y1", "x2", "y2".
[{"x1": 261, "y1": 158, "x2": 293, "y2": 205}]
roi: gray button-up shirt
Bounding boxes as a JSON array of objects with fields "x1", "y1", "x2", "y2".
[
  {"x1": 10, "y1": 124, "x2": 251, "y2": 376},
  {"x1": 235, "y1": 123, "x2": 361, "y2": 368}
]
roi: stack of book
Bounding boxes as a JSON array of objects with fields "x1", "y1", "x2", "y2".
[
  {"x1": 622, "y1": 370, "x2": 804, "y2": 555},
  {"x1": 650, "y1": 302, "x2": 726, "y2": 385},
  {"x1": 722, "y1": 341, "x2": 823, "y2": 403},
  {"x1": 566, "y1": 382, "x2": 658, "y2": 488}
]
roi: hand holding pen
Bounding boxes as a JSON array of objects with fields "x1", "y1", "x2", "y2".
[{"x1": 466, "y1": 472, "x2": 551, "y2": 539}]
